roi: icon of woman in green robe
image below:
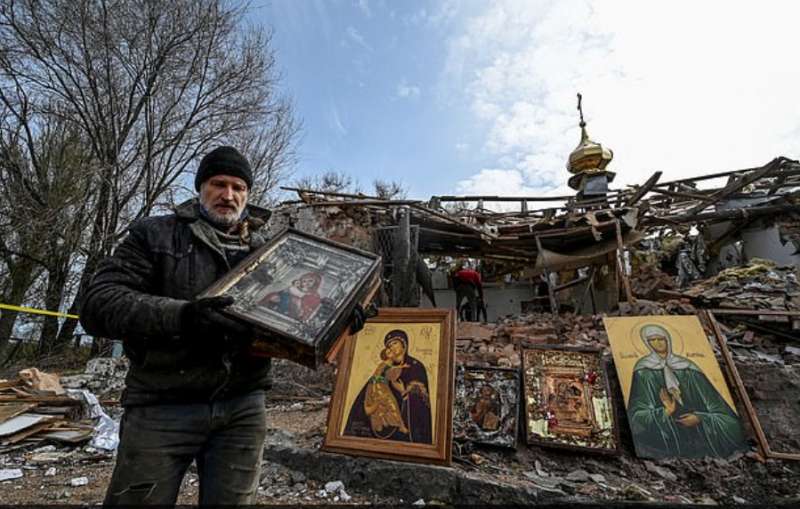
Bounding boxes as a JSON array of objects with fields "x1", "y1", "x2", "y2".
[{"x1": 627, "y1": 324, "x2": 748, "y2": 459}]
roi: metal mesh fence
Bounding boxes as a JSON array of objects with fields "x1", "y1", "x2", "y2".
[{"x1": 372, "y1": 225, "x2": 419, "y2": 270}]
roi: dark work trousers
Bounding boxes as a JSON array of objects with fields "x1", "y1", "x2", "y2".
[
  {"x1": 453, "y1": 281, "x2": 487, "y2": 322},
  {"x1": 104, "y1": 390, "x2": 267, "y2": 506}
]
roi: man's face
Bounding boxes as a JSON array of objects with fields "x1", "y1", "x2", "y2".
[{"x1": 199, "y1": 175, "x2": 248, "y2": 227}]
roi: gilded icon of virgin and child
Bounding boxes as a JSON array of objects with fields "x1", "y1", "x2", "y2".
[
  {"x1": 344, "y1": 329, "x2": 433, "y2": 444},
  {"x1": 260, "y1": 271, "x2": 323, "y2": 321},
  {"x1": 626, "y1": 324, "x2": 748, "y2": 459}
]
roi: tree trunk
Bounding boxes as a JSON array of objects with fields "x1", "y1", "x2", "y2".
[
  {"x1": 53, "y1": 261, "x2": 97, "y2": 349},
  {"x1": 0, "y1": 258, "x2": 37, "y2": 358},
  {"x1": 39, "y1": 266, "x2": 68, "y2": 355}
]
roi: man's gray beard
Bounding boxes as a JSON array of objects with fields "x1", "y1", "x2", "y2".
[{"x1": 205, "y1": 207, "x2": 240, "y2": 227}]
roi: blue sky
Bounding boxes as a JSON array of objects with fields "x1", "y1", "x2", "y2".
[
  {"x1": 253, "y1": 0, "x2": 485, "y2": 198},
  {"x1": 252, "y1": 0, "x2": 800, "y2": 204}
]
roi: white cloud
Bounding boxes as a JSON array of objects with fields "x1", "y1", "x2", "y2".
[
  {"x1": 396, "y1": 79, "x2": 421, "y2": 99},
  {"x1": 444, "y1": 0, "x2": 800, "y2": 196},
  {"x1": 454, "y1": 168, "x2": 569, "y2": 212},
  {"x1": 345, "y1": 26, "x2": 373, "y2": 52}
]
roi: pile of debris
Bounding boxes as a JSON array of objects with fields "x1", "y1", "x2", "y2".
[
  {"x1": 674, "y1": 259, "x2": 800, "y2": 313},
  {"x1": 455, "y1": 313, "x2": 612, "y2": 368},
  {"x1": 628, "y1": 262, "x2": 678, "y2": 300},
  {"x1": 0, "y1": 368, "x2": 117, "y2": 454},
  {"x1": 59, "y1": 357, "x2": 129, "y2": 399}
]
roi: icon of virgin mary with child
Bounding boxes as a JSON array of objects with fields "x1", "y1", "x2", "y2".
[{"x1": 344, "y1": 329, "x2": 432, "y2": 444}]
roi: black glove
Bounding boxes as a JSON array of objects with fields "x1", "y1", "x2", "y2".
[
  {"x1": 180, "y1": 295, "x2": 253, "y2": 341},
  {"x1": 349, "y1": 302, "x2": 378, "y2": 334}
]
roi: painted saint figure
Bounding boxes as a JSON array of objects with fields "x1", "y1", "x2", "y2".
[
  {"x1": 344, "y1": 329, "x2": 432, "y2": 443},
  {"x1": 627, "y1": 324, "x2": 747, "y2": 458},
  {"x1": 261, "y1": 271, "x2": 322, "y2": 321},
  {"x1": 363, "y1": 347, "x2": 410, "y2": 435},
  {"x1": 470, "y1": 385, "x2": 501, "y2": 431}
]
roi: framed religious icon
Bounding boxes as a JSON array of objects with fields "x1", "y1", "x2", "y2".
[
  {"x1": 200, "y1": 228, "x2": 381, "y2": 369},
  {"x1": 522, "y1": 346, "x2": 619, "y2": 454},
  {"x1": 322, "y1": 308, "x2": 456, "y2": 465},
  {"x1": 604, "y1": 315, "x2": 749, "y2": 459},
  {"x1": 453, "y1": 365, "x2": 520, "y2": 449}
]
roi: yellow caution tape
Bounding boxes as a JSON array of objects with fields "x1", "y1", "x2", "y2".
[{"x1": 0, "y1": 303, "x2": 79, "y2": 320}]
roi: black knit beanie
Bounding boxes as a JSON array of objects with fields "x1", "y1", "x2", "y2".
[{"x1": 195, "y1": 146, "x2": 253, "y2": 191}]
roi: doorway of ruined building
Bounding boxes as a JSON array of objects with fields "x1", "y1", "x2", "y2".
[{"x1": 417, "y1": 256, "x2": 620, "y2": 322}]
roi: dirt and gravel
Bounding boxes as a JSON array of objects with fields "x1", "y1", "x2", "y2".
[
  {"x1": 2, "y1": 386, "x2": 800, "y2": 505},
  {"x1": 0, "y1": 401, "x2": 403, "y2": 505}
]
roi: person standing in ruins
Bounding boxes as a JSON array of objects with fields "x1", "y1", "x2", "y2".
[
  {"x1": 80, "y1": 146, "x2": 366, "y2": 505},
  {"x1": 453, "y1": 263, "x2": 487, "y2": 322}
]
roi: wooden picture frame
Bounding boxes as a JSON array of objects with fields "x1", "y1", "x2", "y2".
[
  {"x1": 200, "y1": 228, "x2": 381, "y2": 369},
  {"x1": 705, "y1": 310, "x2": 800, "y2": 462},
  {"x1": 323, "y1": 308, "x2": 456, "y2": 465},
  {"x1": 522, "y1": 345, "x2": 619, "y2": 454},
  {"x1": 453, "y1": 365, "x2": 520, "y2": 449},
  {"x1": 604, "y1": 315, "x2": 749, "y2": 460}
]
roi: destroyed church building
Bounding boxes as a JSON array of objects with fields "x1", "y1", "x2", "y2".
[{"x1": 268, "y1": 97, "x2": 800, "y2": 327}]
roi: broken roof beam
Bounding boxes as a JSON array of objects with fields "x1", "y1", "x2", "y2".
[
  {"x1": 649, "y1": 200, "x2": 799, "y2": 225},
  {"x1": 624, "y1": 171, "x2": 662, "y2": 206},
  {"x1": 280, "y1": 186, "x2": 379, "y2": 200},
  {"x1": 651, "y1": 158, "x2": 796, "y2": 188},
  {"x1": 434, "y1": 194, "x2": 579, "y2": 202},
  {"x1": 301, "y1": 199, "x2": 422, "y2": 207},
  {"x1": 647, "y1": 187, "x2": 717, "y2": 203},
  {"x1": 676, "y1": 157, "x2": 794, "y2": 216},
  {"x1": 410, "y1": 203, "x2": 499, "y2": 241}
]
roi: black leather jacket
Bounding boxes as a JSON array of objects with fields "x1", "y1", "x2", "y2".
[{"x1": 80, "y1": 200, "x2": 272, "y2": 406}]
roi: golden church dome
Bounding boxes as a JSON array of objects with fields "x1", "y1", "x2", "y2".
[{"x1": 567, "y1": 94, "x2": 613, "y2": 175}]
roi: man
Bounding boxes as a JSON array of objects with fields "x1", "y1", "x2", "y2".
[
  {"x1": 452, "y1": 264, "x2": 487, "y2": 322},
  {"x1": 80, "y1": 146, "x2": 366, "y2": 505},
  {"x1": 627, "y1": 324, "x2": 747, "y2": 459}
]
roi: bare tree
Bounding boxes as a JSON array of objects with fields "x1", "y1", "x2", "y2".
[
  {"x1": 293, "y1": 170, "x2": 362, "y2": 194},
  {"x1": 373, "y1": 179, "x2": 407, "y2": 200},
  {"x1": 0, "y1": 0, "x2": 298, "y2": 355},
  {"x1": 0, "y1": 107, "x2": 95, "y2": 355}
]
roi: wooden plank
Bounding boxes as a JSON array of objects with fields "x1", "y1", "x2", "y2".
[
  {"x1": 2, "y1": 421, "x2": 57, "y2": 445},
  {"x1": 0, "y1": 403, "x2": 38, "y2": 425},
  {"x1": 625, "y1": 171, "x2": 662, "y2": 206},
  {"x1": 683, "y1": 157, "x2": 786, "y2": 216},
  {"x1": 39, "y1": 428, "x2": 93, "y2": 444},
  {"x1": 410, "y1": 203, "x2": 499, "y2": 241},
  {"x1": 705, "y1": 311, "x2": 770, "y2": 458},
  {"x1": 0, "y1": 395, "x2": 80, "y2": 405},
  {"x1": 0, "y1": 413, "x2": 51, "y2": 437},
  {"x1": 615, "y1": 220, "x2": 635, "y2": 305},
  {"x1": 648, "y1": 187, "x2": 716, "y2": 202},
  {"x1": 709, "y1": 308, "x2": 800, "y2": 317},
  {"x1": 652, "y1": 202, "x2": 800, "y2": 226}
]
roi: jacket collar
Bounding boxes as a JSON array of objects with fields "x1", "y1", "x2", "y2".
[{"x1": 176, "y1": 199, "x2": 269, "y2": 267}]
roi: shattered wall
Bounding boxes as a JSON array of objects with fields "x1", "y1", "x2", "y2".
[{"x1": 265, "y1": 203, "x2": 387, "y2": 252}]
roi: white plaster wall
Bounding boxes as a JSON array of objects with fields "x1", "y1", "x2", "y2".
[{"x1": 421, "y1": 283, "x2": 536, "y2": 322}]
